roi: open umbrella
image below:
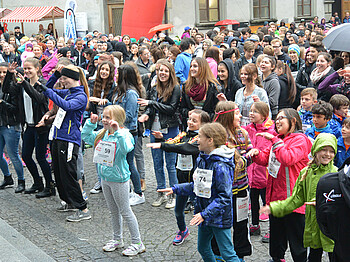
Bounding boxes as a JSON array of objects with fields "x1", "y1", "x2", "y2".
[
  {"x1": 148, "y1": 23, "x2": 174, "y2": 34},
  {"x1": 323, "y1": 23, "x2": 350, "y2": 52},
  {"x1": 215, "y1": 19, "x2": 239, "y2": 26}
]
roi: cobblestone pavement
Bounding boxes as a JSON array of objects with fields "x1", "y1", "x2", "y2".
[{"x1": 0, "y1": 137, "x2": 327, "y2": 262}]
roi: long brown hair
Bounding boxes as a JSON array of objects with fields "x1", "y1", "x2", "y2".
[
  {"x1": 205, "y1": 46, "x2": 220, "y2": 64},
  {"x1": 156, "y1": 59, "x2": 178, "y2": 102},
  {"x1": 275, "y1": 60, "x2": 296, "y2": 103},
  {"x1": 241, "y1": 63, "x2": 262, "y2": 87},
  {"x1": 185, "y1": 57, "x2": 220, "y2": 95},
  {"x1": 93, "y1": 61, "x2": 115, "y2": 98}
]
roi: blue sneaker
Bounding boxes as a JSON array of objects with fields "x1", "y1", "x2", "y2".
[
  {"x1": 143, "y1": 129, "x2": 150, "y2": 137},
  {"x1": 214, "y1": 255, "x2": 225, "y2": 261},
  {"x1": 172, "y1": 227, "x2": 189, "y2": 245}
]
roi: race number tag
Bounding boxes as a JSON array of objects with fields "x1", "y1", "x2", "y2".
[
  {"x1": 93, "y1": 141, "x2": 116, "y2": 167},
  {"x1": 241, "y1": 116, "x2": 250, "y2": 127},
  {"x1": 151, "y1": 114, "x2": 168, "y2": 134},
  {"x1": 302, "y1": 124, "x2": 311, "y2": 133},
  {"x1": 48, "y1": 125, "x2": 54, "y2": 141},
  {"x1": 67, "y1": 142, "x2": 74, "y2": 162},
  {"x1": 52, "y1": 107, "x2": 66, "y2": 129},
  {"x1": 193, "y1": 168, "x2": 213, "y2": 198},
  {"x1": 268, "y1": 147, "x2": 281, "y2": 178},
  {"x1": 176, "y1": 154, "x2": 193, "y2": 171},
  {"x1": 236, "y1": 195, "x2": 249, "y2": 222}
]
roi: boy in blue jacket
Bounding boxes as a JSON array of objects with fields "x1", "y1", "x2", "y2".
[
  {"x1": 298, "y1": 88, "x2": 317, "y2": 132},
  {"x1": 335, "y1": 118, "x2": 350, "y2": 168},
  {"x1": 159, "y1": 123, "x2": 240, "y2": 262},
  {"x1": 305, "y1": 101, "x2": 340, "y2": 141},
  {"x1": 328, "y1": 94, "x2": 349, "y2": 139}
]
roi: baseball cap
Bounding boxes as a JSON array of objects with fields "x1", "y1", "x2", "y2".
[{"x1": 247, "y1": 34, "x2": 259, "y2": 42}]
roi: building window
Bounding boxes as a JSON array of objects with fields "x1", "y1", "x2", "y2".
[
  {"x1": 253, "y1": 0, "x2": 270, "y2": 19},
  {"x1": 199, "y1": 0, "x2": 219, "y2": 23},
  {"x1": 297, "y1": 0, "x2": 311, "y2": 17}
]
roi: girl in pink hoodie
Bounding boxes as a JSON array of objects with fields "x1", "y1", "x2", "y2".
[{"x1": 244, "y1": 101, "x2": 277, "y2": 236}]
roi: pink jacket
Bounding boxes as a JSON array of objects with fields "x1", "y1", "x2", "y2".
[
  {"x1": 206, "y1": 57, "x2": 218, "y2": 78},
  {"x1": 42, "y1": 50, "x2": 58, "y2": 80},
  {"x1": 244, "y1": 118, "x2": 277, "y2": 189},
  {"x1": 253, "y1": 132, "x2": 312, "y2": 214}
]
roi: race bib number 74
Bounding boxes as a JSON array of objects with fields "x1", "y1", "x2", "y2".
[{"x1": 193, "y1": 168, "x2": 213, "y2": 198}]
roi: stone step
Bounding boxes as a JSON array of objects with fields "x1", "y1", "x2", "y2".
[{"x1": 0, "y1": 218, "x2": 54, "y2": 262}]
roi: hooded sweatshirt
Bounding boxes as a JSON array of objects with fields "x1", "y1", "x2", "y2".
[
  {"x1": 172, "y1": 145, "x2": 236, "y2": 228},
  {"x1": 262, "y1": 72, "x2": 280, "y2": 118},
  {"x1": 218, "y1": 59, "x2": 243, "y2": 101},
  {"x1": 270, "y1": 133, "x2": 337, "y2": 252}
]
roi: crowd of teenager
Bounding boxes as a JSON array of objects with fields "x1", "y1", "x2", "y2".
[{"x1": 0, "y1": 12, "x2": 349, "y2": 261}]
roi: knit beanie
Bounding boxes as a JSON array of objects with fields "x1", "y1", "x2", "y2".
[{"x1": 288, "y1": 44, "x2": 300, "y2": 57}]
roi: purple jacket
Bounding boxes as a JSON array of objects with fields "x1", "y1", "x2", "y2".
[{"x1": 318, "y1": 71, "x2": 342, "y2": 95}]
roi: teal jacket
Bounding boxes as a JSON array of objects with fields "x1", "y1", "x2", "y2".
[
  {"x1": 82, "y1": 119, "x2": 134, "y2": 183},
  {"x1": 270, "y1": 133, "x2": 337, "y2": 252}
]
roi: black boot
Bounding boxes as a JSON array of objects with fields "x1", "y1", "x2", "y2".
[
  {"x1": 24, "y1": 177, "x2": 44, "y2": 194},
  {"x1": 0, "y1": 175, "x2": 14, "y2": 189},
  {"x1": 15, "y1": 180, "x2": 25, "y2": 193},
  {"x1": 36, "y1": 181, "x2": 56, "y2": 198}
]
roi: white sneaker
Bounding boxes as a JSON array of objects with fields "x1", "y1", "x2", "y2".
[
  {"x1": 103, "y1": 239, "x2": 124, "y2": 252},
  {"x1": 122, "y1": 242, "x2": 146, "y2": 256},
  {"x1": 90, "y1": 181, "x2": 102, "y2": 194},
  {"x1": 152, "y1": 192, "x2": 167, "y2": 207},
  {"x1": 165, "y1": 194, "x2": 176, "y2": 209},
  {"x1": 129, "y1": 193, "x2": 145, "y2": 206}
]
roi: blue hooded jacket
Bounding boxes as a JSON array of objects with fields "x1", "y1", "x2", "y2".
[
  {"x1": 335, "y1": 136, "x2": 350, "y2": 168},
  {"x1": 172, "y1": 146, "x2": 235, "y2": 229},
  {"x1": 328, "y1": 113, "x2": 344, "y2": 139}
]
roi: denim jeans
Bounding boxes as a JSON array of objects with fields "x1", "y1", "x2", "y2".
[
  {"x1": 134, "y1": 135, "x2": 145, "y2": 180},
  {"x1": 0, "y1": 126, "x2": 24, "y2": 180},
  {"x1": 174, "y1": 194, "x2": 189, "y2": 231},
  {"x1": 198, "y1": 226, "x2": 240, "y2": 262},
  {"x1": 127, "y1": 135, "x2": 142, "y2": 195},
  {"x1": 22, "y1": 126, "x2": 52, "y2": 185},
  {"x1": 150, "y1": 126, "x2": 179, "y2": 189}
]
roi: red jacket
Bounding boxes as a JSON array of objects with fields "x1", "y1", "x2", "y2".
[
  {"x1": 253, "y1": 132, "x2": 312, "y2": 214},
  {"x1": 244, "y1": 118, "x2": 277, "y2": 189}
]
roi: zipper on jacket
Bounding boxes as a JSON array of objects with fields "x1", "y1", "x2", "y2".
[{"x1": 68, "y1": 120, "x2": 71, "y2": 134}]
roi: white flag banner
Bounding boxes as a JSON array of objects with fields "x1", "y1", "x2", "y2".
[{"x1": 64, "y1": 0, "x2": 77, "y2": 42}]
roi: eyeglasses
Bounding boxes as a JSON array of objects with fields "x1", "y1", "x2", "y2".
[
  {"x1": 275, "y1": 115, "x2": 288, "y2": 122},
  {"x1": 272, "y1": 45, "x2": 281, "y2": 49}
]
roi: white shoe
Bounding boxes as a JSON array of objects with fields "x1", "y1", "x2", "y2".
[
  {"x1": 122, "y1": 242, "x2": 146, "y2": 256},
  {"x1": 165, "y1": 194, "x2": 176, "y2": 209},
  {"x1": 90, "y1": 181, "x2": 102, "y2": 194},
  {"x1": 152, "y1": 192, "x2": 167, "y2": 207},
  {"x1": 103, "y1": 239, "x2": 124, "y2": 252},
  {"x1": 129, "y1": 193, "x2": 145, "y2": 206}
]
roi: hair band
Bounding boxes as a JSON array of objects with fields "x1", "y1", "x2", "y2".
[{"x1": 61, "y1": 68, "x2": 80, "y2": 81}]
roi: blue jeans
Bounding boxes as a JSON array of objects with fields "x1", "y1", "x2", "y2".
[
  {"x1": 127, "y1": 135, "x2": 142, "y2": 195},
  {"x1": 0, "y1": 126, "x2": 24, "y2": 180},
  {"x1": 175, "y1": 194, "x2": 188, "y2": 231},
  {"x1": 150, "y1": 126, "x2": 178, "y2": 189},
  {"x1": 198, "y1": 226, "x2": 240, "y2": 262},
  {"x1": 22, "y1": 127, "x2": 52, "y2": 185}
]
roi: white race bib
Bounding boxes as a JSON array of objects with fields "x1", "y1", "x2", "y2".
[
  {"x1": 241, "y1": 116, "x2": 250, "y2": 127},
  {"x1": 52, "y1": 107, "x2": 66, "y2": 129},
  {"x1": 236, "y1": 195, "x2": 249, "y2": 222},
  {"x1": 176, "y1": 154, "x2": 193, "y2": 171},
  {"x1": 67, "y1": 142, "x2": 74, "y2": 162},
  {"x1": 193, "y1": 168, "x2": 213, "y2": 198},
  {"x1": 151, "y1": 114, "x2": 168, "y2": 134},
  {"x1": 93, "y1": 141, "x2": 116, "y2": 167},
  {"x1": 268, "y1": 147, "x2": 281, "y2": 178},
  {"x1": 302, "y1": 124, "x2": 311, "y2": 133},
  {"x1": 48, "y1": 125, "x2": 54, "y2": 141}
]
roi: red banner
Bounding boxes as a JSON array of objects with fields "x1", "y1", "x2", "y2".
[{"x1": 121, "y1": 0, "x2": 166, "y2": 40}]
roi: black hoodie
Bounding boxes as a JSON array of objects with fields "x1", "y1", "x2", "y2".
[
  {"x1": 316, "y1": 167, "x2": 350, "y2": 262},
  {"x1": 218, "y1": 59, "x2": 243, "y2": 101}
]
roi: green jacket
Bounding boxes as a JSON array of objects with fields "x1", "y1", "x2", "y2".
[{"x1": 270, "y1": 133, "x2": 337, "y2": 252}]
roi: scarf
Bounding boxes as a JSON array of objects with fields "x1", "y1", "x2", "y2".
[
  {"x1": 188, "y1": 83, "x2": 206, "y2": 101},
  {"x1": 337, "y1": 80, "x2": 350, "y2": 97},
  {"x1": 314, "y1": 123, "x2": 330, "y2": 133},
  {"x1": 310, "y1": 66, "x2": 332, "y2": 84}
]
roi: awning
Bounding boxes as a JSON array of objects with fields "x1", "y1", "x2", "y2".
[
  {"x1": 0, "y1": 6, "x2": 64, "y2": 23},
  {"x1": 0, "y1": 8, "x2": 12, "y2": 18}
]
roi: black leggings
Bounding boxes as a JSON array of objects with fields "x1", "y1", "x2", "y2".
[{"x1": 250, "y1": 187, "x2": 266, "y2": 225}]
